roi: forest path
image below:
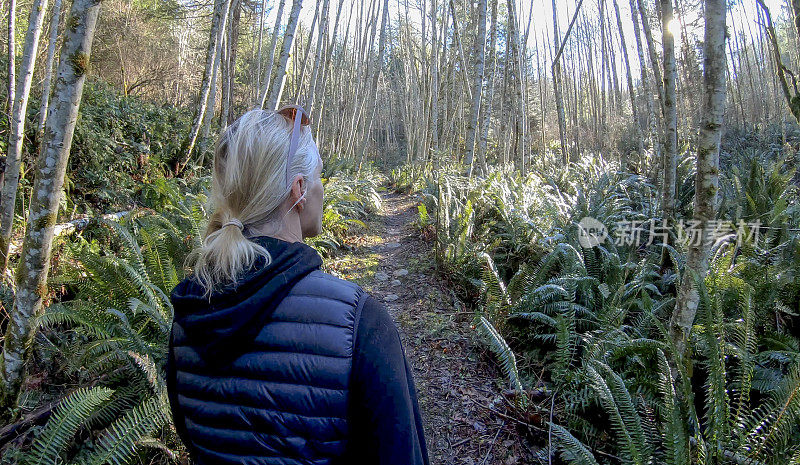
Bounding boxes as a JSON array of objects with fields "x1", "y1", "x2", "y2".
[{"x1": 324, "y1": 190, "x2": 536, "y2": 465}]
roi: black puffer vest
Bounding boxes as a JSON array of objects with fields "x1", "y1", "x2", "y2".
[{"x1": 168, "y1": 238, "x2": 367, "y2": 465}]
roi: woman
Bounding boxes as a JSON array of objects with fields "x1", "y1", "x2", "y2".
[{"x1": 166, "y1": 106, "x2": 429, "y2": 465}]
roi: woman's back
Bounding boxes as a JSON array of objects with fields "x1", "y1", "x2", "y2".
[{"x1": 168, "y1": 236, "x2": 429, "y2": 464}]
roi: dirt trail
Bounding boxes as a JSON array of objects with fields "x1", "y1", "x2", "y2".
[{"x1": 326, "y1": 191, "x2": 537, "y2": 465}]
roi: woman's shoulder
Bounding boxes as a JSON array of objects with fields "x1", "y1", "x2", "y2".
[{"x1": 292, "y1": 270, "x2": 368, "y2": 303}]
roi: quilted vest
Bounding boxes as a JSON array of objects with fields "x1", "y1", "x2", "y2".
[{"x1": 169, "y1": 270, "x2": 367, "y2": 465}]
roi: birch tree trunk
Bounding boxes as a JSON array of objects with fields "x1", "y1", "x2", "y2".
[
  {"x1": 613, "y1": 0, "x2": 644, "y2": 167},
  {"x1": 636, "y1": 0, "x2": 664, "y2": 115},
  {"x1": 263, "y1": 0, "x2": 303, "y2": 110},
  {"x1": 175, "y1": 0, "x2": 231, "y2": 174},
  {"x1": 0, "y1": 0, "x2": 50, "y2": 275},
  {"x1": 36, "y1": 0, "x2": 62, "y2": 145},
  {"x1": 356, "y1": 0, "x2": 389, "y2": 166},
  {"x1": 551, "y1": 0, "x2": 569, "y2": 163},
  {"x1": 660, "y1": 0, "x2": 678, "y2": 220},
  {"x1": 256, "y1": 0, "x2": 285, "y2": 107},
  {"x1": 477, "y1": 0, "x2": 496, "y2": 174},
  {"x1": 0, "y1": 0, "x2": 101, "y2": 412},
  {"x1": 428, "y1": 0, "x2": 440, "y2": 159},
  {"x1": 464, "y1": 0, "x2": 486, "y2": 176},
  {"x1": 306, "y1": 0, "x2": 331, "y2": 112},
  {"x1": 506, "y1": 0, "x2": 524, "y2": 169},
  {"x1": 254, "y1": 0, "x2": 266, "y2": 103},
  {"x1": 224, "y1": 0, "x2": 241, "y2": 126},
  {"x1": 220, "y1": 29, "x2": 230, "y2": 133},
  {"x1": 294, "y1": 0, "x2": 321, "y2": 103},
  {"x1": 202, "y1": 42, "x2": 221, "y2": 139},
  {"x1": 6, "y1": 0, "x2": 15, "y2": 124},
  {"x1": 629, "y1": 0, "x2": 658, "y2": 156},
  {"x1": 598, "y1": 0, "x2": 609, "y2": 131},
  {"x1": 311, "y1": 0, "x2": 344, "y2": 117},
  {"x1": 670, "y1": 0, "x2": 727, "y2": 363}
]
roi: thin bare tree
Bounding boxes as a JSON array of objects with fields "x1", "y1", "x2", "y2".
[
  {"x1": 256, "y1": 0, "x2": 285, "y2": 106},
  {"x1": 0, "y1": 0, "x2": 101, "y2": 413},
  {"x1": 660, "y1": 0, "x2": 678, "y2": 220},
  {"x1": 0, "y1": 0, "x2": 51, "y2": 275},
  {"x1": 464, "y1": 0, "x2": 486, "y2": 176},
  {"x1": 176, "y1": 0, "x2": 232, "y2": 174},
  {"x1": 263, "y1": 0, "x2": 304, "y2": 110},
  {"x1": 670, "y1": 0, "x2": 727, "y2": 362},
  {"x1": 612, "y1": 0, "x2": 644, "y2": 167},
  {"x1": 36, "y1": 0, "x2": 63, "y2": 145}
]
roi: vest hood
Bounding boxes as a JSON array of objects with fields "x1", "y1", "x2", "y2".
[{"x1": 169, "y1": 235, "x2": 323, "y2": 363}]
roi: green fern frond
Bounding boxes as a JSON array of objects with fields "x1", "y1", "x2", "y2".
[
  {"x1": 593, "y1": 361, "x2": 652, "y2": 463},
  {"x1": 78, "y1": 396, "x2": 169, "y2": 465},
  {"x1": 696, "y1": 279, "x2": 732, "y2": 454},
  {"x1": 480, "y1": 252, "x2": 510, "y2": 306},
  {"x1": 550, "y1": 423, "x2": 601, "y2": 465},
  {"x1": 656, "y1": 349, "x2": 691, "y2": 465},
  {"x1": 475, "y1": 316, "x2": 529, "y2": 409},
  {"x1": 584, "y1": 363, "x2": 645, "y2": 465},
  {"x1": 23, "y1": 387, "x2": 114, "y2": 465},
  {"x1": 744, "y1": 362, "x2": 800, "y2": 461}
]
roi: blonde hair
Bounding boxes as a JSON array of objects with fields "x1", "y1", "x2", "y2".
[{"x1": 189, "y1": 108, "x2": 320, "y2": 299}]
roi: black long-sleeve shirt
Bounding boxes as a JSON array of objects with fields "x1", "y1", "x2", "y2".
[{"x1": 347, "y1": 295, "x2": 429, "y2": 464}]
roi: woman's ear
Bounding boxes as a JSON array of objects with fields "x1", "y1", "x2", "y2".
[
  {"x1": 291, "y1": 174, "x2": 305, "y2": 200},
  {"x1": 290, "y1": 174, "x2": 307, "y2": 211}
]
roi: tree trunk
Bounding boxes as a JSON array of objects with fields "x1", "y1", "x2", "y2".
[
  {"x1": 613, "y1": 0, "x2": 644, "y2": 168},
  {"x1": 36, "y1": 0, "x2": 63, "y2": 145},
  {"x1": 598, "y1": 0, "x2": 609, "y2": 132},
  {"x1": 224, "y1": 0, "x2": 241, "y2": 126},
  {"x1": 477, "y1": 0, "x2": 497, "y2": 174},
  {"x1": 201, "y1": 40, "x2": 222, "y2": 139},
  {"x1": 263, "y1": 0, "x2": 303, "y2": 110},
  {"x1": 635, "y1": 0, "x2": 664, "y2": 115},
  {"x1": 670, "y1": 0, "x2": 726, "y2": 365},
  {"x1": 256, "y1": 0, "x2": 285, "y2": 107},
  {"x1": 6, "y1": 0, "x2": 15, "y2": 125},
  {"x1": 660, "y1": 0, "x2": 678, "y2": 220},
  {"x1": 175, "y1": 0, "x2": 232, "y2": 174},
  {"x1": 552, "y1": 0, "x2": 584, "y2": 163},
  {"x1": 0, "y1": 0, "x2": 101, "y2": 413},
  {"x1": 505, "y1": 0, "x2": 524, "y2": 169},
  {"x1": 254, "y1": 0, "x2": 266, "y2": 103},
  {"x1": 0, "y1": 0, "x2": 50, "y2": 275},
  {"x1": 551, "y1": 0, "x2": 568, "y2": 163},
  {"x1": 294, "y1": 0, "x2": 321, "y2": 103},
  {"x1": 306, "y1": 0, "x2": 332, "y2": 113},
  {"x1": 311, "y1": 0, "x2": 344, "y2": 117},
  {"x1": 629, "y1": 0, "x2": 659, "y2": 157},
  {"x1": 428, "y1": 0, "x2": 440, "y2": 158},
  {"x1": 220, "y1": 28, "x2": 230, "y2": 133},
  {"x1": 464, "y1": 0, "x2": 486, "y2": 176},
  {"x1": 356, "y1": 0, "x2": 389, "y2": 166}
]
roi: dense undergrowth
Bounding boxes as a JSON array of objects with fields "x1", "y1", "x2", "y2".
[{"x1": 390, "y1": 148, "x2": 800, "y2": 464}]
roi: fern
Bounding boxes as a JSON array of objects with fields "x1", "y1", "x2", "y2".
[
  {"x1": 550, "y1": 423, "x2": 601, "y2": 465},
  {"x1": 77, "y1": 396, "x2": 169, "y2": 465},
  {"x1": 656, "y1": 349, "x2": 691, "y2": 465},
  {"x1": 584, "y1": 363, "x2": 647, "y2": 465},
  {"x1": 22, "y1": 387, "x2": 114, "y2": 465},
  {"x1": 475, "y1": 316, "x2": 529, "y2": 410}
]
